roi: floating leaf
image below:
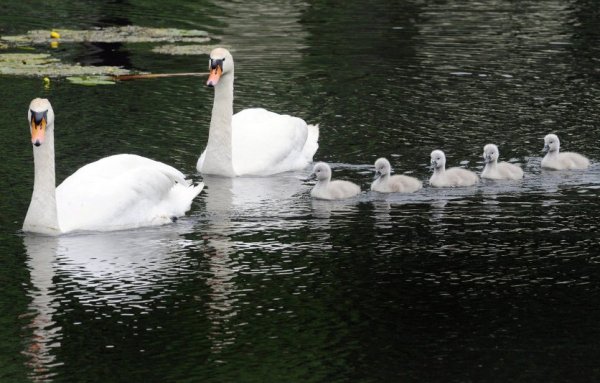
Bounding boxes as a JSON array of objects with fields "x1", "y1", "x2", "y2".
[
  {"x1": 66, "y1": 76, "x2": 116, "y2": 86},
  {"x1": 1, "y1": 26, "x2": 211, "y2": 46},
  {"x1": 0, "y1": 53, "x2": 132, "y2": 77},
  {"x1": 151, "y1": 44, "x2": 219, "y2": 56}
]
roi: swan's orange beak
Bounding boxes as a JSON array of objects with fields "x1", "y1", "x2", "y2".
[
  {"x1": 30, "y1": 111, "x2": 47, "y2": 147},
  {"x1": 207, "y1": 58, "x2": 224, "y2": 87},
  {"x1": 207, "y1": 65, "x2": 222, "y2": 87}
]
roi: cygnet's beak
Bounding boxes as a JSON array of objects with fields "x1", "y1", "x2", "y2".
[
  {"x1": 304, "y1": 172, "x2": 316, "y2": 182},
  {"x1": 430, "y1": 160, "x2": 437, "y2": 171},
  {"x1": 373, "y1": 170, "x2": 382, "y2": 180},
  {"x1": 30, "y1": 110, "x2": 47, "y2": 147},
  {"x1": 207, "y1": 59, "x2": 223, "y2": 87},
  {"x1": 484, "y1": 155, "x2": 492, "y2": 163},
  {"x1": 543, "y1": 144, "x2": 549, "y2": 152}
]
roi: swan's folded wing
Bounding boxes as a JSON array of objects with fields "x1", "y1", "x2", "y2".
[
  {"x1": 57, "y1": 156, "x2": 194, "y2": 232},
  {"x1": 61, "y1": 154, "x2": 187, "y2": 185},
  {"x1": 232, "y1": 108, "x2": 310, "y2": 175}
]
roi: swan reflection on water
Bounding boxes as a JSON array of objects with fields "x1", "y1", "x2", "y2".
[
  {"x1": 21, "y1": 224, "x2": 198, "y2": 381},
  {"x1": 21, "y1": 170, "x2": 313, "y2": 378}
]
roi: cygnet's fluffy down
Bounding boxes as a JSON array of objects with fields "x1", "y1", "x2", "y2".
[
  {"x1": 371, "y1": 158, "x2": 422, "y2": 193},
  {"x1": 310, "y1": 162, "x2": 360, "y2": 200},
  {"x1": 429, "y1": 150, "x2": 478, "y2": 187},
  {"x1": 541, "y1": 134, "x2": 590, "y2": 170},
  {"x1": 481, "y1": 144, "x2": 524, "y2": 180}
]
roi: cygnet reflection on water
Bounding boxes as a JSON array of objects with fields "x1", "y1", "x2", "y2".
[
  {"x1": 371, "y1": 157, "x2": 422, "y2": 193},
  {"x1": 429, "y1": 150, "x2": 478, "y2": 187},
  {"x1": 541, "y1": 134, "x2": 590, "y2": 170}
]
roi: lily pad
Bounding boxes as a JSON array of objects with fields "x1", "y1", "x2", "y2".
[
  {"x1": 66, "y1": 76, "x2": 116, "y2": 86},
  {"x1": 151, "y1": 44, "x2": 219, "y2": 56},
  {"x1": 1, "y1": 26, "x2": 211, "y2": 46},
  {"x1": 0, "y1": 53, "x2": 132, "y2": 77},
  {"x1": 151, "y1": 44, "x2": 218, "y2": 56}
]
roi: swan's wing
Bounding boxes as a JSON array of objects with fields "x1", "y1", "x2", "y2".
[
  {"x1": 61, "y1": 154, "x2": 188, "y2": 185},
  {"x1": 57, "y1": 154, "x2": 200, "y2": 232},
  {"x1": 446, "y1": 167, "x2": 478, "y2": 186},
  {"x1": 498, "y1": 162, "x2": 524, "y2": 179},
  {"x1": 231, "y1": 108, "x2": 311, "y2": 175},
  {"x1": 562, "y1": 152, "x2": 590, "y2": 169}
]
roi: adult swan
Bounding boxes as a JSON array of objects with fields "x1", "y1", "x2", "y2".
[
  {"x1": 23, "y1": 98, "x2": 203, "y2": 235},
  {"x1": 197, "y1": 47, "x2": 319, "y2": 177}
]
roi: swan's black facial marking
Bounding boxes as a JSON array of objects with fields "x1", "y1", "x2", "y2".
[
  {"x1": 31, "y1": 110, "x2": 48, "y2": 125},
  {"x1": 210, "y1": 58, "x2": 225, "y2": 71}
]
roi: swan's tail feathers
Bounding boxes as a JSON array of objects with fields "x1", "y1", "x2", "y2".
[
  {"x1": 304, "y1": 123, "x2": 320, "y2": 161},
  {"x1": 191, "y1": 182, "x2": 205, "y2": 199},
  {"x1": 181, "y1": 181, "x2": 204, "y2": 204},
  {"x1": 167, "y1": 181, "x2": 204, "y2": 219}
]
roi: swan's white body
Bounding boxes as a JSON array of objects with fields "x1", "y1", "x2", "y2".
[
  {"x1": 429, "y1": 150, "x2": 478, "y2": 187},
  {"x1": 541, "y1": 134, "x2": 589, "y2": 170},
  {"x1": 371, "y1": 158, "x2": 422, "y2": 193},
  {"x1": 310, "y1": 162, "x2": 360, "y2": 200},
  {"x1": 23, "y1": 98, "x2": 203, "y2": 235},
  {"x1": 481, "y1": 144, "x2": 524, "y2": 180},
  {"x1": 197, "y1": 48, "x2": 318, "y2": 177}
]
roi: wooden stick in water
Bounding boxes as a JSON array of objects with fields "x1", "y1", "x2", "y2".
[{"x1": 112, "y1": 72, "x2": 208, "y2": 81}]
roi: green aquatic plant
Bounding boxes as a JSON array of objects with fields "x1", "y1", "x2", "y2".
[
  {"x1": 151, "y1": 44, "x2": 218, "y2": 56},
  {"x1": 1, "y1": 26, "x2": 210, "y2": 45},
  {"x1": 66, "y1": 76, "x2": 117, "y2": 86},
  {"x1": 0, "y1": 53, "x2": 131, "y2": 77},
  {"x1": 0, "y1": 26, "x2": 214, "y2": 84}
]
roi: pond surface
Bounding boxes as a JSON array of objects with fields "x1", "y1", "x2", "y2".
[{"x1": 1, "y1": 1, "x2": 600, "y2": 382}]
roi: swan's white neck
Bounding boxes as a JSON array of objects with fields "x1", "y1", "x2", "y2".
[
  {"x1": 202, "y1": 71, "x2": 236, "y2": 177},
  {"x1": 433, "y1": 165, "x2": 445, "y2": 175},
  {"x1": 485, "y1": 160, "x2": 498, "y2": 170},
  {"x1": 23, "y1": 125, "x2": 60, "y2": 235}
]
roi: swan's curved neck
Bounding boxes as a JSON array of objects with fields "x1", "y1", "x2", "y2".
[
  {"x1": 203, "y1": 72, "x2": 236, "y2": 177},
  {"x1": 434, "y1": 165, "x2": 445, "y2": 174},
  {"x1": 485, "y1": 160, "x2": 497, "y2": 169},
  {"x1": 23, "y1": 125, "x2": 60, "y2": 235}
]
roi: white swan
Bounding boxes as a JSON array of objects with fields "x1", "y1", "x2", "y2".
[
  {"x1": 429, "y1": 149, "x2": 478, "y2": 187},
  {"x1": 23, "y1": 98, "x2": 203, "y2": 235},
  {"x1": 371, "y1": 157, "x2": 422, "y2": 193},
  {"x1": 310, "y1": 162, "x2": 360, "y2": 200},
  {"x1": 197, "y1": 47, "x2": 319, "y2": 177},
  {"x1": 481, "y1": 144, "x2": 524, "y2": 180},
  {"x1": 541, "y1": 134, "x2": 590, "y2": 170}
]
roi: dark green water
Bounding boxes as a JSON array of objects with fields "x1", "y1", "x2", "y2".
[{"x1": 2, "y1": 1, "x2": 600, "y2": 382}]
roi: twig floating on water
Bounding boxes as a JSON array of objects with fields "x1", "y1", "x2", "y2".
[{"x1": 112, "y1": 72, "x2": 208, "y2": 81}]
